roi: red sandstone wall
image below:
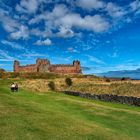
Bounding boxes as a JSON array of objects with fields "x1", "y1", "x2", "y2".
[
  {"x1": 49, "y1": 66, "x2": 80, "y2": 73},
  {"x1": 15, "y1": 65, "x2": 37, "y2": 73}
]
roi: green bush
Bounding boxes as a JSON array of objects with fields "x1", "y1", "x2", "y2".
[
  {"x1": 48, "y1": 81, "x2": 55, "y2": 90},
  {"x1": 0, "y1": 72, "x2": 3, "y2": 78},
  {"x1": 10, "y1": 73, "x2": 20, "y2": 78},
  {"x1": 65, "y1": 78, "x2": 72, "y2": 86},
  {"x1": 105, "y1": 78, "x2": 111, "y2": 82}
]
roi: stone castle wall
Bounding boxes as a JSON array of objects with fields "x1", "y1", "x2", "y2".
[
  {"x1": 64, "y1": 91, "x2": 140, "y2": 106},
  {"x1": 14, "y1": 59, "x2": 81, "y2": 74}
]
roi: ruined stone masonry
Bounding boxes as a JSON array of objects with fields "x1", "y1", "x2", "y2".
[{"x1": 14, "y1": 58, "x2": 81, "y2": 74}]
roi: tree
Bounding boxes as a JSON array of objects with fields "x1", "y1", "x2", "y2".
[
  {"x1": 105, "y1": 78, "x2": 110, "y2": 82},
  {"x1": 0, "y1": 69, "x2": 5, "y2": 78},
  {"x1": 48, "y1": 81, "x2": 55, "y2": 90},
  {"x1": 121, "y1": 77, "x2": 126, "y2": 81},
  {"x1": 65, "y1": 78, "x2": 72, "y2": 86}
]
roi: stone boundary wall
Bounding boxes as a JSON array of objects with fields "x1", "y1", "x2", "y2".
[{"x1": 63, "y1": 91, "x2": 140, "y2": 106}]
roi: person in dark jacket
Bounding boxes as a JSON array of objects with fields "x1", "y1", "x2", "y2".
[{"x1": 15, "y1": 83, "x2": 18, "y2": 92}]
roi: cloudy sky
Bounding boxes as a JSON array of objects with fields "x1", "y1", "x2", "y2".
[{"x1": 0, "y1": 0, "x2": 140, "y2": 73}]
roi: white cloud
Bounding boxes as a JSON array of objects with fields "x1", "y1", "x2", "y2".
[
  {"x1": 106, "y1": 2, "x2": 125, "y2": 18},
  {"x1": 76, "y1": 1, "x2": 126, "y2": 19},
  {"x1": 130, "y1": 0, "x2": 140, "y2": 14},
  {"x1": 67, "y1": 47, "x2": 79, "y2": 53},
  {"x1": 16, "y1": 0, "x2": 54, "y2": 14},
  {"x1": 86, "y1": 55, "x2": 105, "y2": 64},
  {"x1": 0, "y1": 8, "x2": 29, "y2": 40},
  {"x1": 16, "y1": 0, "x2": 39, "y2": 14},
  {"x1": 10, "y1": 25, "x2": 29, "y2": 40},
  {"x1": 0, "y1": 0, "x2": 139, "y2": 42},
  {"x1": 57, "y1": 26, "x2": 75, "y2": 38},
  {"x1": 57, "y1": 14, "x2": 110, "y2": 33},
  {"x1": 0, "y1": 40, "x2": 47, "y2": 60},
  {"x1": 0, "y1": 49, "x2": 14, "y2": 60},
  {"x1": 45, "y1": 4, "x2": 70, "y2": 28},
  {"x1": 29, "y1": 14, "x2": 46, "y2": 25},
  {"x1": 28, "y1": 3, "x2": 69, "y2": 24},
  {"x1": 22, "y1": 52, "x2": 47, "y2": 58},
  {"x1": 76, "y1": 0, "x2": 105, "y2": 10},
  {"x1": 130, "y1": 0, "x2": 140, "y2": 11},
  {"x1": 1, "y1": 40, "x2": 24, "y2": 50},
  {"x1": 16, "y1": 4, "x2": 27, "y2": 13},
  {"x1": 29, "y1": 4, "x2": 110, "y2": 37},
  {"x1": 0, "y1": 8, "x2": 19, "y2": 32},
  {"x1": 34, "y1": 4, "x2": 109, "y2": 33},
  {"x1": 35, "y1": 38, "x2": 52, "y2": 46},
  {"x1": 28, "y1": 4, "x2": 69, "y2": 31},
  {"x1": 52, "y1": 4, "x2": 69, "y2": 18},
  {"x1": 31, "y1": 28, "x2": 53, "y2": 38}
]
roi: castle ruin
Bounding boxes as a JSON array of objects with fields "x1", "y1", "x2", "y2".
[{"x1": 14, "y1": 58, "x2": 81, "y2": 74}]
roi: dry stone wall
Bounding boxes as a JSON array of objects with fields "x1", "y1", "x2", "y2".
[{"x1": 64, "y1": 91, "x2": 140, "y2": 106}]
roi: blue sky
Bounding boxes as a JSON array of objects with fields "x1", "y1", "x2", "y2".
[{"x1": 0, "y1": 0, "x2": 140, "y2": 74}]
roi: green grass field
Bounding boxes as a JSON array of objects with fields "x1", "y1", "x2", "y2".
[{"x1": 0, "y1": 80, "x2": 140, "y2": 140}]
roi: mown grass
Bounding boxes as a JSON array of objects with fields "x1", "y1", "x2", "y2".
[{"x1": 0, "y1": 79, "x2": 140, "y2": 140}]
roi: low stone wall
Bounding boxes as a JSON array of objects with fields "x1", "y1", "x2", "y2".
[{"x1": 63, "y1": 91, "x2": 140, "y2": 106}]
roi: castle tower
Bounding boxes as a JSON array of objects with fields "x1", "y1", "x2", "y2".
[
  {"x1": 36, "y1": 58, "x2": 50, "y2": 72},
  {"x1": 73, "y1": 60, "x2": 81, "y2": 73},
  {"x1": 36, "y1": 58, "x2": 50, "y2": 66},
  {"x1": 14, "y1": 60, "x2": 20, "y2": 73},
  {"x1": 36, "y1": 58, "x2": 42, "y2": 66}
]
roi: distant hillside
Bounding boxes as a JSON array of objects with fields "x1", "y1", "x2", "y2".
[
  {"x1": 97, "y1": 68, "x2": 140, "y2": 79},
  {"x1": 0, "y1": 68, "x2": 5, "y2": 73}
]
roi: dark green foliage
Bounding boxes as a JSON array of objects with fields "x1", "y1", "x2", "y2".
[
  {"x1": 0, "y1": 69, "x2": 5, "y2": 78},
  {"x1": 0, "y1": 73, "x2": 2, "y2": 78},
  {"x1": 105, "y1": 78, "x2": 111, "y2": 82},
  {"x1": 11, "y1": 73, "x2": 20, "y2": 78},
  {"x1": 121, "y1": 77, "x2": 130, "y2": 81},
  {"x1": 48, "y1": 81, "x2": 55, "y2": 90},
  {"x1": 65, "y1": 78, "x2": 73, "y2": 86}
]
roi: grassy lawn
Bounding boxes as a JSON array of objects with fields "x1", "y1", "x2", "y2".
[{"x1": 0, "y1": 80, "x2": 140, "y2": 140}]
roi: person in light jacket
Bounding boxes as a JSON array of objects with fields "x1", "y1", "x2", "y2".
[{"x1": 11, "y1": 83, "x2": 15, "y2": 92}]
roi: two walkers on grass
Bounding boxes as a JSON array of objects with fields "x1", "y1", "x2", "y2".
[{"x1": 11, "y1": 83, "x2": 18, "y2": 92}]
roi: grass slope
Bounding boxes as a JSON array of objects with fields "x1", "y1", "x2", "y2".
[{"x1": 0, "y1": 80, "x2": 140, "y2": 140}]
